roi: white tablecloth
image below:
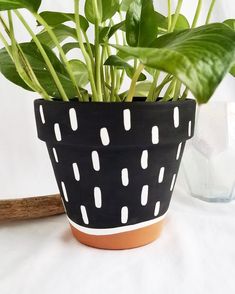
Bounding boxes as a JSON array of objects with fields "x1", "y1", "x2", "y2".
[{"x1": 1, "y1": 185, "x2": 235, "y2": 294}]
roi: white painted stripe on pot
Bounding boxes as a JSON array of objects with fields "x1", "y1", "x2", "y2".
[
  {"x1": 39, "y1": 105, "x2": 45, "y2": 124},
  {"x1": 100, "y1": 127, "x2": 110, "y2": 146},
  {"x1": 68, "y1": 212, "x2": 167, "y2": 236},
  {"x1": 152, "y1": 126, "x2": 159, "y2": 144},
  {"x1": 158, "y1": 167, "x2": 165, "y2": 183},
  {"x1": 170, "y1": 174, "x2": 177, "y2": 191},
  {"x1": 174, "y1": 107, "x2": 180, "y2": 128},
  {"x1": 141, "y1": 185, "x2": 149, "y2": 206},
  {"x1": 121, "y1": 168, "x2": 129, "y2": 186},
  {"x1": 176, "y1": 142, "x2": 182, "y2": 160},
  {"x1": 52, "y1": 147, "x2": 59, "y2": 163},
  {"x1": 123, "y1": 109, "x2": 131, "y2": 131},
  {"x1": 54, "y1": 123, "x2": 62, "y2": 142},
  {"x1": 141, "y1": 150, "x2": 148, "y2": 169},
  {"x1": 154, "y1": 201, "x2": 160, "y2": 217},
  {"x1": 188, "y1": 121, "x2": 192, "y2": 137},
  {"x1": 72, "y1": 163, "x2": 80, "y2": 181},
  {"x1": 91, "y1": 151, "x2": 100, "y2": 171},
  {"x1": 80, "y1": 205, "x2": 89, "y2": 225},
  {"x1": 69, "y1": 108, "x2": 78, "y2": 131},
  {"x1": 61, "y1": 181, "x2": 68, "y2": 202},
  {"x1": 94, "y1": 187, "x2": 102, "y2": 208},
  {"x1": 121, "y1": 206, "x2": 129, "y2": 224}
]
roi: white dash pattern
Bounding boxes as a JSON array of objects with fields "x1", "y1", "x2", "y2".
[
  {"x1": 158, "y1": 167, "x2": 165, "y2": 183},
  {"x1": 121, "y1": 168, "x2": 129, "y2": 186},
  {"x1": 52, "y1": 147, "x2": 59, "y2": 163},
  {"x1": 188, "y1": 121, "x2": 192, "y2": 137},
  {"x1": 152, "y1": 126, "x2": 159, "y2": 144},
  {"x1": 174, "y1": 107, "x2": 180, "y2": 128},
  {"x1": 69, "y1": 108, "x2": 78, "y2": 131},
  {"x1": 94, "y1": 187, "x2": 102, "y2": 208},
  {"x1": 72, "y1": 163, "x2": 80, "y2": 181},
  {"x1": 39, "y1": 105, "x2": 45, "y2": 124},
  {"x1": 170, "y1": 174, "x2": 177, "y2": 191},
  {"x1": 176, "y1": 142, "x2": 182, "y2": 160},
  {"x1": 54, "y1": 123, "x2": 62, "y2": 141},
  {"x1": 80, "y1": 205, "x2": 89, "y2": 225},
  {"x1": 100, "y1": 127, "x2": 110, "y2": 146},
  {"x1": 61, "y1": 181, "x2": 68, "y2": 202},
  {"x1": 121, "y1": 206, "x2": 128, "y2": 224},
  {"x1": 123, "y1": 109, "x2": 131, "y2": 131},
  {"x1": 141, "y1": 150, "x2": 148, "y2": 169},
  {"x1": 154, "y1": 201, "x2": 160, "y2": 217},
  {"x1": 141, "y1": 185, "x2": 149, "y2": 206},
  {"x1": 91, "y1": 151, "x2": 100, "y2": 171}
]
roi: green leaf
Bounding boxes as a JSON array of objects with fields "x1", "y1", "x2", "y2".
[
  {"x1": 38, "y1": 11, "x2": 89, "y2": 32},
  {"x1": 36, "y1": 24, "x2": 77, "y2": 48},
  {"x1": 104, "y1": 55, "x2": 146, "y2": 81},
  {"x1": 85, "y1": 0, "x2": 119, "y2": 23},
  {"x1": 121, "y1": 82, "x2": 152, "y2": 98},
  {"x1": 0, "y1": 42, "x2": 77, "y2": 98},
  {"x1": 102, "y1": 0, "x2": 119, "y2": 21},
  {"x1": 0, "y1": 0, "x2": 41, "y2": 12},
  {"x1": 169, "y1": 14, "x2": 190, "y2": 30},
  {"x1": 120, "y1": 0, "x2": 134, "y2": 11},
  {"x1": 69, "y1": 59, "x2": 89, "y2": 87},
  {"x1": 114, "y1": 24, "x2": 235, "y2": 104},
  {"x1": 62, "y1": 42, "x2": 95, "y2": 56},
  {"x1": 230, "y1": 65, "x2": 235, "y2": 77},
  {"x1": 223, "y1": 19, "x2": 235, "y2": 30},
  {"x1": 99, "y1": 21, "x2": 125, "y2": 42},
  {"x1": 126, "y1": 0, "x2": 159, "y2": 47}
]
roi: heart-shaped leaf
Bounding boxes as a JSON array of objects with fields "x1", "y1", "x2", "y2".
[
  {"x1": 99, "y1": 21, "x2": 125, "y2": 43},
  {"x1": 114, "y1": 24, "x2": 235, "y2": 103},
  {"x1": 36, "y1": 24, "x2": 77, "y2": 48},
  {"x1": 0, "y1": 0, "x2": 41, "y2": 12},
  {"x1": 104, "y1": 55, "x2": 146, "y2": 81},
  {"x1": 38, "y1": 11, "x2": 89, "y2": 32},
  {"x1": 126, "y1": 0, "x2": 159, "y2": 47},
  {"x1": 0, "y1": 42, "x2": 77, "y2": 98},
  {"x1": 69, "y1": 59, "x2": 89, "y2": 87}
]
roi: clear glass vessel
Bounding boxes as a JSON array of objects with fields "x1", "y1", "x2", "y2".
[{"x1": 182, "y1": 101, "x2": 235, "y2": 202}]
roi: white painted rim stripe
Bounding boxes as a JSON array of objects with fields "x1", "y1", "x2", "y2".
[
  {"x1": 68, "y1": 212, "x2": 167, "y2": 236},
  {"x1": 39, "y1": 105, "x2": 45, "y2": 124},
  {"x1": 174, "y1": 107, "x2": 180, "y2": 128},
  {"x1": 152, "y1": 126, "x2": 159, "y2": 144},
  {"x1": 100, "y1": 127, "x2": 110, "y2": 146}
]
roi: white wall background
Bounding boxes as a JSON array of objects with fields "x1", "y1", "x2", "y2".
[{"x1": 0, "y1": 0, "x2": 234, "y2": 199}]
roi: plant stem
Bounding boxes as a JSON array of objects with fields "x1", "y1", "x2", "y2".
[
  {"x1": 33, "y1": 12, "x2": 82, "y2": 100},
  {"x1": 192, "y1": 0, "x2": 202, "y2": 28},
  {"x1": 126, "y1": 63, "x2": 145, "y2": 102},
  {"x1": 146, "y1": 71, "x2": 160, "y2": 102},
  {"x1": 167, "y1": 0, "x2": 172, "y2": 32},
  {"x1": 206, "y1": 0, "x2": 216, "y2": 24},
  {"x1": 154, "y1": 74, "x2": 173, "y2": 99},
  {"x1": 163, "y1": 78, "x2": 176, "y2": 101},
  {"x1": 94, "y1": 20, "x2": 102, "y2": 101},
  {"x1": 82, "y1": 32, "x2": 95, "y2": 69},
  {"x1": 74, "y1": 0, "x2": 98, "y2": 101},
  {"x1": 170, "y1": 0, "x2": 183, "y2": 32},
  {"x1": 173, "y1": 79, "x2": 182, "y2": 101},
  {"x1": 14, "y1": 10, "x2": 68, "y2": 101}
]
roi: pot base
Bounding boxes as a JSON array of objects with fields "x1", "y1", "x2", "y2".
[{"x1": 70, "y1": 220, "x2": 164, "y2": 250}]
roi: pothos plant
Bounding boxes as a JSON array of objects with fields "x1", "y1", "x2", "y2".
[{"x1": 0, "y1": 0, "x2": 234, "y2": 104}]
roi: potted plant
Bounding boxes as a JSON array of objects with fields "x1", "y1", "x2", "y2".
[{"x1": 0, "y1": 0, "x2": 234, "y2": 250}]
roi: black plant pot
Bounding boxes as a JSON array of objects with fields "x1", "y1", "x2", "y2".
[{"x1": 34, "y1": 99, "x2": 196, "y2": 249}]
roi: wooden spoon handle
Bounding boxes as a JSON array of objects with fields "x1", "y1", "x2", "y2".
[{"x1": 0, "y1": 194, "x2": 65, "y2": 223}]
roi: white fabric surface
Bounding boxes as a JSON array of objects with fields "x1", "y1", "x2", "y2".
[{"x1": 1, "y1": 185, "x2": 235, "y2": 294}]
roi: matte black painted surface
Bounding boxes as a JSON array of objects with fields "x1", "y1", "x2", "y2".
[{"x1": 34, "y1": 99, "x2": 196, "y2": 229}]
